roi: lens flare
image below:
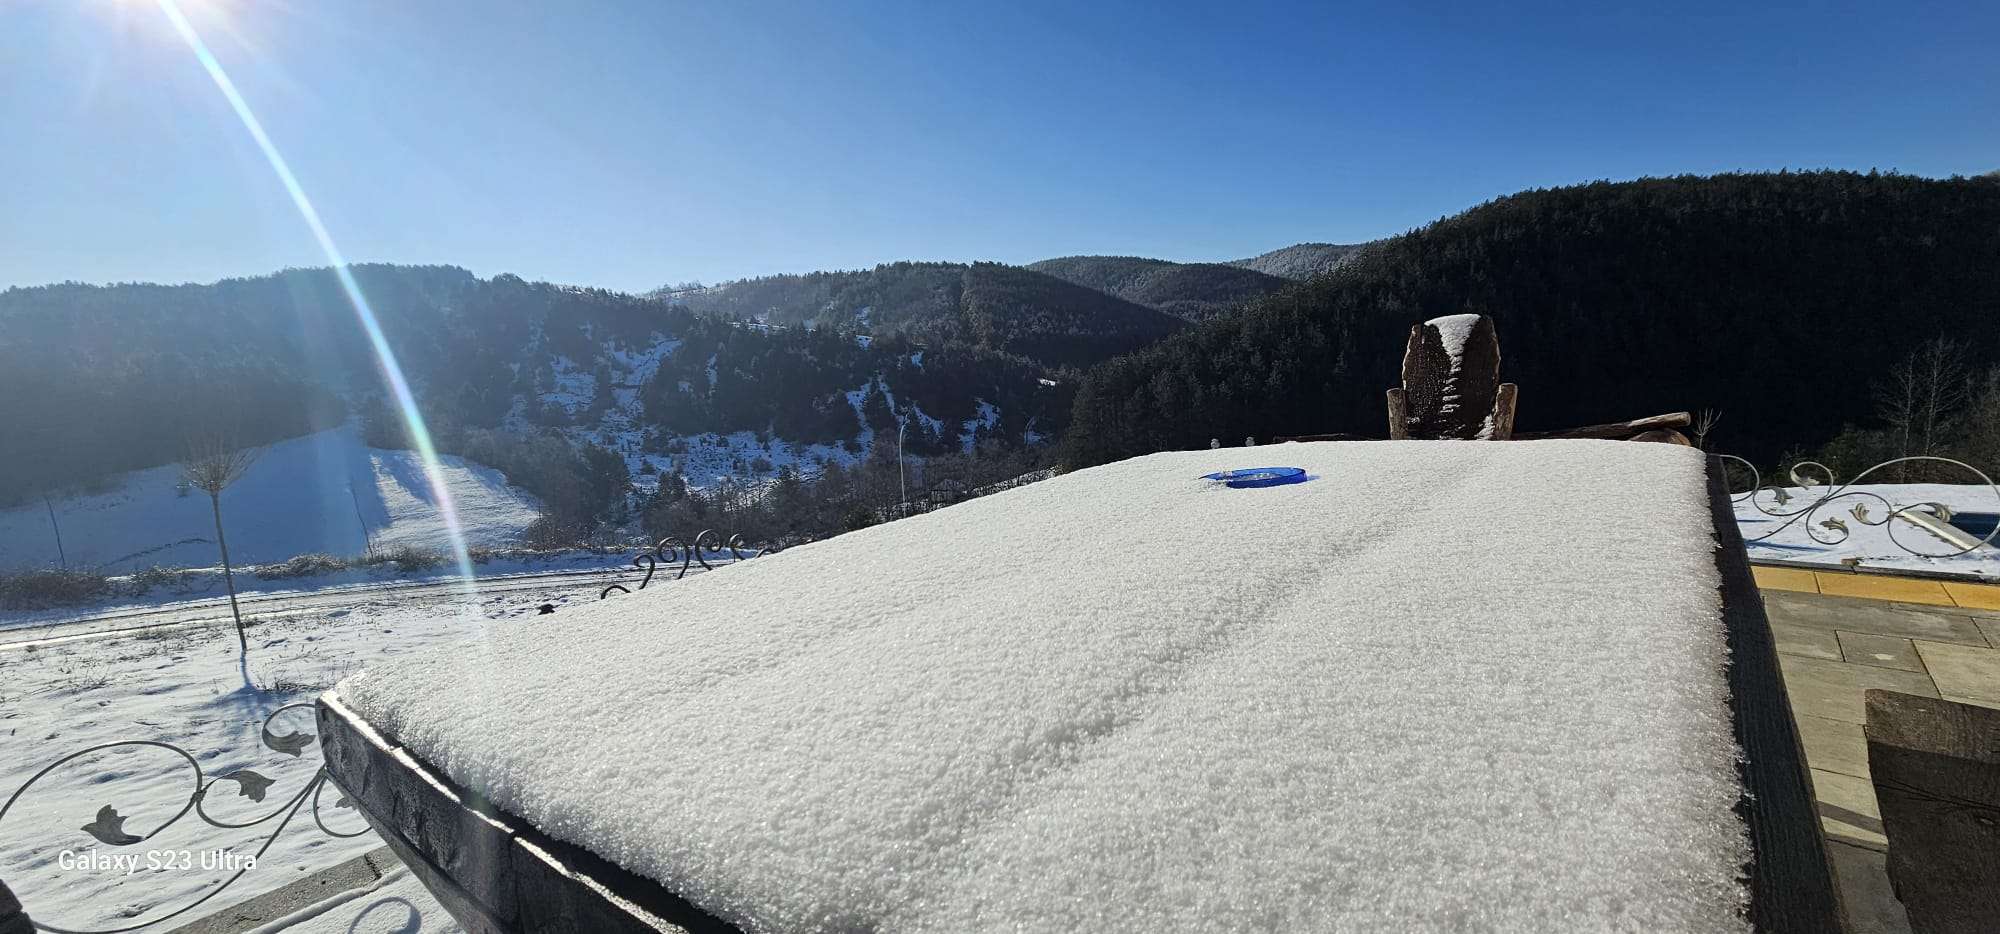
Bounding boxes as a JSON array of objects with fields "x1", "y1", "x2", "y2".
[{"x1": 154, "y1": 0, "x2": 477, "y2": 591}]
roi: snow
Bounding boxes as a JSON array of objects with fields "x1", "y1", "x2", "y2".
[
  {"x1": 337, "y1": 440, "x2": 1749, "y2": 934},
  {"x1": 0, "y1": 577, "x2": 604, "y2": 931},
  {"x1": 1736, "y1": 481, "x2": 2000, "y2": 577},
  {"x1": 0, "y1": 548, "x2": 631, "y2": 631},
  {"x1": 655, "y1": 431, "x2": 864, "y2": 489},
  {"x1": 960, "y1": 399, "x2": 999, "y2": 452},
  {"x1": 1426, "y1": 313, "x2": 1480, "y2": 364},
  {"x1": 542, "y1": 355, "x2": 597, "y2": 413},
  {"x1": 0, "y1": 425, "x2": 543, "y2": 572},
  {"x1": 908, "y1": 403, "x2": 946, "y2": 438}
]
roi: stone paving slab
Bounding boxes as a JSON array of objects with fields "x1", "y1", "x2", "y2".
[
  {"x1": 1761, "y1": 591, "x2": 1992, "y2": 646},
  {"x1": 1941, "y1": 580, "x2": 2000, "y2": 610},
  {"x1": 1777, "y1": 654, "x2": 1938, "y2": 724},
  {"x1": 1794, "y1": 714, "x2": 1870, "y2": 780},
  {"x1": 1911, "y1": 640, "x2": 2000, "y2": 708},
  {"x1": 1826, "y1": 842, "x2": 1915, "y2": 934},
  {"x1": 1814, "y1": 574, "x2": 1958, "y2": 606},
  {"x1": 1812, "y1": 768, "x2": 1887, "y2": 850},
  {"x1": 1752, "y1": 565, "x2": 1821, "y2": 593},
  {"x1": 1771, "y1": 622, "x2": 1842, "y2": 660},
  {"x1": 1836, "y1": 631, "x2": 1924, "y2": 672},
  {"x1": 1980, "y1": 618, "x2": 2000, "y2": 647}
]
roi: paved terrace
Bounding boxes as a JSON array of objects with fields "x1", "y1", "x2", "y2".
[{"x1": 1751, "y1": 566, "x2": 2000, "y2": 934}]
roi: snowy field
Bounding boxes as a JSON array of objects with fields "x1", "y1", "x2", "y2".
[
  {"x1": 1734, "y1": 482, "x2": 2000, "y2": 577},
  {"x1": 338, "y1": 439, "x2": 1750, "y2": 933},
  {"x1": 0, "y1": 577, "x2": 603, "y2": 931},
  {"x1": 0, "y1": 547, "x2": 631, "y2": 631},
  {"x1": 0, "y1": 424, "x2": 542, "y2": 572}
]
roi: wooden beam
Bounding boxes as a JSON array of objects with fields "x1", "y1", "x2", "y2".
[
  {"x1": 1704, "y1": 459, "x2": 1846, "y2": 933},
  {"x1": 1490, "y1": 383, "x2": 1518, "y2": 440},
  {"x1": 1865, "y1": 690, "x2": 2000, "y2": 933},
  {"x1": 1514, "y1": 411, "x2": 1693, "y2": 441},
  {"x1": 1385, "y1": 387, "x2": 1409, "y2": 440}
]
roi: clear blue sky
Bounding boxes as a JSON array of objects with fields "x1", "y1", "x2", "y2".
[{"x1": 5, "y1": 0, "x2": 1995, "y2": 293}]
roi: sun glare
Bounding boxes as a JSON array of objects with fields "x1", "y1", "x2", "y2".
[{"x1": 146, "y1": 0, "x2": 481, "y2": 594}]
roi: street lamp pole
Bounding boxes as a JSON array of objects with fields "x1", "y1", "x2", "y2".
[{"x1": 897, "y1": 420, "x2": 908, "y2": 517}]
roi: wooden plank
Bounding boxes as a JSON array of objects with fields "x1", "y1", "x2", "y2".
[
  {"x1": 1705, "y1": 457, "x2": 1848, "y2": 932},
  {"x1": 1490, "y1": 382, "x2": 1518, "y2": 440},
  {"x1": 1514, "y1": 411, "x2": 1693, "y2": 440},
  {"x1": 1865, "y1": 690, "x2": 2000, "y2": 933},
  {"x1": 1385, "y1": 387, "x2": 1408, "y2": 440}
]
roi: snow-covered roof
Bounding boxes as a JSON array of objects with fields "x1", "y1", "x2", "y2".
[{"x1": 338, "y1": 440, "x2": 1748, "y2": 933}]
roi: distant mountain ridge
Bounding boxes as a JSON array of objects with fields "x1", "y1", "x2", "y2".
[
  {"x1": 1023, "y1": 256, "x2": 1288, "y2": 321},
  {"x1": 666, "y1": 261, "x2": 1184, "y2": 369},
  {"x1": 1228, "y1": 243, "x2": 1365, "y2": 280}
]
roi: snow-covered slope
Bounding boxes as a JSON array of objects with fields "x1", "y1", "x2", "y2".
[{"x1": 0, "y1": 425, "x2": 541, "y2": 572}]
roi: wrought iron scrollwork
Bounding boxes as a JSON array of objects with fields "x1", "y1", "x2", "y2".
[
  {"x1": 598, "y1": 529, "x2": 761, "y2": 599},
  {"x1": 1720, "y1": 454, "x2": 2000, "y2": 558},
  {"x1": 0, "y1": 704, "x2": 369, "y2": 933}
]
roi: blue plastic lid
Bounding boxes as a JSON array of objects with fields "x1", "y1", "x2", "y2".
[{"x1": 1201, "y1": 466, "x2": 1308, "y2": 489}]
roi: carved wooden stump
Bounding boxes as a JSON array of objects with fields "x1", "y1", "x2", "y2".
[
  {"x1": 1864, "y1": 689, "x2": 2000, "y2": 934},
  {"x1": 1394, "y1": 314, "x2": 1504, "y2": 440}
]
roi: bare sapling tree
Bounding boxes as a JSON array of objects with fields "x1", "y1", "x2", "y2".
[
  {"x1": 1874, "y1": 336, "x2": 1972, "y2": 480},
  {"x1": 183, "y1": 432, "x2": 264, "y2": 655},
  {"x1": 1692, "y1": 408, "x2": 1722, "y2": 450},
  {"x1": 42, "y1": 493, "x2": 67, "y2": 569}
]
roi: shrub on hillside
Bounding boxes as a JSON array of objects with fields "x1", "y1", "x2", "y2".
[
  {"x1": 520, "y1": 514, "x2": 590, "y2": 550},
  {"x1": 0, "y1": 569, "x2": 111, "y2": 610},
  {"x1": 357, "y1": 545, "x2": 447, "y2": 573},
  {"x1": 254, "y1": 553, "x2": 350, "y2": 580}
]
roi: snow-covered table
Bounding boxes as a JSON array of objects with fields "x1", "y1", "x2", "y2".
[{"x1": 316, "y1": 441, "x2": 1837, "y2": 933}]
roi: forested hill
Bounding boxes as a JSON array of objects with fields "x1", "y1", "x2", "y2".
[
  {"x1": 1226, "y1": 243, "x2": 1366, "y2": 280},
  {"x1": 1026, "y1": 256, "x2": 1290, "y2": 321},
  {"x1": 0, "y1": 267, "x2": 1076, "y2": 511},
  {"x1": 1062, "y1": 171, "x2": 2000, "y2": 467},
  {"x1": 668, "y1": 261, "x2": 1184, "y2": 367}
]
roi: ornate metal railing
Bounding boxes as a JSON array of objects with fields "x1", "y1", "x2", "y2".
[
  {"x1": 1720, "y1": 454, "x2": 2000, "y2": 558},
  {"x1": 1, "y1": 530, "x2": 772, "y2": 930},
  {"x1": 599, "y1": 528, "x2": 761, "y2": 599},
  {"x1": 0, "y1": 704, "x2": 366, "y2": 933}
]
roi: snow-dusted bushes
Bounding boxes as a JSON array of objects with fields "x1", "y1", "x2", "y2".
[
  {"x1": 0, "y1": 568, "x2": 110, "y2": 609},
  {"x1": 254, "y1": 552, "x2": 350, "y2": 580},
  {"x1": 356, "y1": 545, "x2": 447, "y2": 573}
]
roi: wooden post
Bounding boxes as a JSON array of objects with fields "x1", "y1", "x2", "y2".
[
  {"x1": 1491, "y1": 383, "x2": 1518, "y2": 440},
  {"x1": 1864, "y1": 689, "x2": 2000, "y2": 934},
  {"x1": 1385, "y1": 388, "x2": 1408, "y2": 440}
]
